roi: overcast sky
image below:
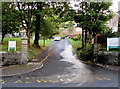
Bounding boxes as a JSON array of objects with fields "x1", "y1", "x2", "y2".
[{"x1": 110, "y1": 0, "x2": 120, "y2": 12}]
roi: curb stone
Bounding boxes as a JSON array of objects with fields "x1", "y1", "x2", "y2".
[{"x1": 1, "y1": 56, "x2": 49, "y2": 77}]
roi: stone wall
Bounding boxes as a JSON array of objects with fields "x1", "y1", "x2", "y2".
[
  {"x1": 1, "y1": 52, "x2": 22, "y2": 66},
  {"x1": 97, "y1": 52, "x2": 120, "y2": 66}
]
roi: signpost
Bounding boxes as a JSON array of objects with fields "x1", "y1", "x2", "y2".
[
  {"x1": 107, "y1": 37, "x2": 120, "y2": 51},
  {"x1": 8, "y1": 41, "x2": 16, "y2": 51}
]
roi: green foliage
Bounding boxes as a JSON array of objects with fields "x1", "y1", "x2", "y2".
[
  {"x1": 74, "y1": 2, "x2": 113, "y2": 36},
  {"x1": 40, "y1": 16, "x2": 60, "y2": 38},
  {"x1": 2, "y1": 2, "x2": 20, "y2": 38},
  {"x1": 70, "y1": 36, "x2": 81, "y2": 41},
  {"x1": 97, "y1": 30, "x2": 120, "y2": 47},
  {"x1": 0, "y1": 38, "x2": 21, "y2": 52},
  {"x1": 80, "y1": 49, "x2": 94, "y2": 62}
]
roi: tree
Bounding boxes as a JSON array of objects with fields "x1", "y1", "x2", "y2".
[
  {"x1": 16, "y1": 2, "x2": 36, "y2": 47},
  {"x1": 2, "y1": 2, "x2": 19, "y2": 43},
  {"x1": 40, "y1": 16, "x2": 60, "y2": 47},
  {"x1": 33, "y1": 2, "x2": 44, "y2": 46},
  {"x1": 33, "y1": 2, "x2": 75, "y2": 46},
  {"x1": 74, "y1": 1, "x2": 113, "y2": 51}
]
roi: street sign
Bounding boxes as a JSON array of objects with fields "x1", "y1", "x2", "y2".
[
  {"x1": 107, "y1": 37, "x2": 120, "y2": 51},
  {"x1": 8, "y1": 41, "x2": 16, "y2": 51}
]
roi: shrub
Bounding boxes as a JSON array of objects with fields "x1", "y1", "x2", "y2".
[
  {"x1": 80, "y1": 49, "x2": 94, "y2": 62},
  {"x1": 71, "y1": 36, "x2": 81, "y2": 41},
  {"x1": 97, "y1": 31, "x2": 120, "y2": 47},
  {"x1": 96, "y1": 52, "x2": 109, "y2": 65}
]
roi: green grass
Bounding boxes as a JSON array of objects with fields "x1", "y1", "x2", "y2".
[
  {"x1": 30, "y1": 39, "x2": 53, "y2": 47},
  {"x1": 69, "y1": 39, "x2": 91, "y2": 57},
  {"x1": 69, "y1": 39, "x2": 82, "y2": 50},
  {"x1": 69, "y1": 39, "x2": 82, "y2": 57},
  {"x1": 103, "y1": 50, "x2": 120, "y2": 52},
  {"x1": 1, "y1": 38, "x2": 53, "y2": 61},
  {"x1": 28, "y1": 39, "x2": 53, "y2": 61},
  {"x1": 69, "y1": 39, "x2": 90, "y2": 50},
  {"x1": 0, "y1": 38, "x2": 22, "y2": 52}
]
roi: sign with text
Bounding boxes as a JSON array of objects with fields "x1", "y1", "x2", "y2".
[
  {"x1": 8, "y1": 41, "x2": 16, "y2": 51},
  {"x1": 107, "y1": 37, "x2": 120, "y2": 51}
]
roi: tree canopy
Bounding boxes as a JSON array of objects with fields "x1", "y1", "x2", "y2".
[{"x1": 74, "y1": 1, "x2": 113, "y2": 50}]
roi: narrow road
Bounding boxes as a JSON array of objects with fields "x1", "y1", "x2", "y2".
[{"x1": 2, "y1": 39, "x2": 119, "y2": 87}]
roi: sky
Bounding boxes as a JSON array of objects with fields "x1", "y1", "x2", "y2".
[
  {"x1": 70, "y1": 0, "x2": 120, "y2": 12},
  {"x1": 110, "y1": 0, "x2": 120, "y2": 12}
]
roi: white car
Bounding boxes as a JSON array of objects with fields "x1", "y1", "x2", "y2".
[{"x1": 54, "y1": 37, "x2": 61, "y2": 41}]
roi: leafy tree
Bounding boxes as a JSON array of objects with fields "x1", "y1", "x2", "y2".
[
  {"x1": 40, "y1": 16, "x2": 60, "y2": 46},
  {"x1": 74, "y1": 2, "x2": 113, "y2": 51},
  {"x1": 33, "y1": 2, "x2": 75, "y2": 46},
  {"x1": 2, "y1": 2, "x2": 19, "y2": 43},
  {"x1": 16, "y1": 2, "x2": 35, "y2": 47}
]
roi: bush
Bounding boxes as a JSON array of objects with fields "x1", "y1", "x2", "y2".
[
  {"x1": 97, "y1": 52, "x2": 109, "y2": 65},
  {"x1": 71, "y1": 36, "x2": 81, "y2": 41},
  {"x1": 80, "y1": 49, "x2": 94, "y2": 62},
  {"x1": 97, "y1": 31, "x2": 120, "y2": 47}
]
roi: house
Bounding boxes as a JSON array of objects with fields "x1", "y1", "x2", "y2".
[
  {"x1": 117, "y1": 10, "x2": 120, "y2": 32},
  {"x1": 107, "y1": 13, "x2": 119, "y2": 32},
  {"x1": 59, "y1": 24, "x2": 82, "y2": 37}
]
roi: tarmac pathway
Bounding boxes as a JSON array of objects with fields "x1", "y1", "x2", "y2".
[{"x1": 2, "y1": 39, "x2": 119, "y2": 87}]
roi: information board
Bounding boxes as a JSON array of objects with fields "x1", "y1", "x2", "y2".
[
  {"x1": 107, "y1": 37, "x2": 120, "y2": 51},
  {"x1": 8, "y1": 41, "x2": 16, "y2": 51}
]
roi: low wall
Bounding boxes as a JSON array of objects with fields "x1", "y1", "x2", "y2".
[
  {"x1": 97, "y1": 52, "x2": 120, "y2": 66},
  {"x1": 1, "y1": 52, "x2": 22, "y2": 66}
]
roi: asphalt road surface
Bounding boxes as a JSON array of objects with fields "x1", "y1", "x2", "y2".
[{"x1": 2, "y1": 39, "x2": 119, "y2": 87}]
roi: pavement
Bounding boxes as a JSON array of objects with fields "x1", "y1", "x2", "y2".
[
  {"x1": 1, "y1": 49, "x2": 50, "y2": 77},
  {"x1": 1, "y1": 62, "x2": 43, "y2": 77},
  {"x1": 1, "y1": 40, "x2": 120, "y2": 77}
]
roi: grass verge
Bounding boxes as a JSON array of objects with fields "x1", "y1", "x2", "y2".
[{"x1": 0, "y1": 38, "x2": 53, "y2": 61}]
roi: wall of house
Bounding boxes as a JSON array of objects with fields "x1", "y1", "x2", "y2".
[{"x1": 107, "y1": 14, "x2": 119, "y2": 32}]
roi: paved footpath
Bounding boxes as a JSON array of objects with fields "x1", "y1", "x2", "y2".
[{"x1": 1, "y1": 62, "x2": 43, "y2": 77}]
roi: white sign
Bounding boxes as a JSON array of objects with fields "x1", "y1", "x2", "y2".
[
  {"x1": 8, "y1": 41, "x2": 16, "y2": 51},
  {"x1": 107, "y1": 37, "x2": 120, "y2": 51}
]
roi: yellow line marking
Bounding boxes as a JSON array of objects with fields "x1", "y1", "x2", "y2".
[
  {"x1": 26, "y1": 77, "x2": 29, "y2": 79},
  {"x1": 67, "y1": 79, "x2": 72, "y2": 81},
  {"x1": 36, "y1": 80, "x2": 41, "y2": 83},
  {"x1": 2, "y1": 82, "x2": 5, "y2": 84},
  {"x1": 60, "y1": 79, "x2": 64, "y2": 82},
  {"x1": 41, "y1": 80, "x2": 47, "y2": 83},
  {"x1": 48, "y1": 80, "x2": 54, "y2": 82},
  {"x1": 14, "y1": 80, "x2": 23, "y2": 83},
  {"x1": 43, "y1": 81, "x2": 47, "y2": 82},
  {"x1": 96, "y1": 77, "x2": 102, "y2": 80},
  {"x1": 25, "y1": 81, "x2": 32, "y2": 83},
  {"x1": 106, "y1": 79, "x2": 110, "y2": 80},
  {"x1": 103, "y1": 77, "x2": 110, "y2": 80}
]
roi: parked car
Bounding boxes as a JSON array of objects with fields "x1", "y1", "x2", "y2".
[{"x1": 54, "y1": 37, "x2": 61, "y2": 41}]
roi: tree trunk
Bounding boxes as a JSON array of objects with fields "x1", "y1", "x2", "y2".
[
  {"x1": 43, "y1": 37, "x2": 45, "y2": 47},
  {"x1": 34, "y1": 32, "x2": 40, "y2": 46},
  {"x1": 1, "y1": 33, "x2": 5, "y2": 44},
  {"x1": 91, "y1": 37, "x2": 95, "y2": 50},
  {"x1": 26, "y1": 29, "x2": 31, "y2": 47},
  {"x1": 82, "y1": 28, "x2": 85, "y2": 51},
  {"x1": 91, "y1": 33, "x2": 96, "y2": 51},
  {"x1": 33, "y1": 2, "x2": 42, "y2": 46},
  {"x1": 84, "y1": 29, "x2": 87, "y2": 50}
]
